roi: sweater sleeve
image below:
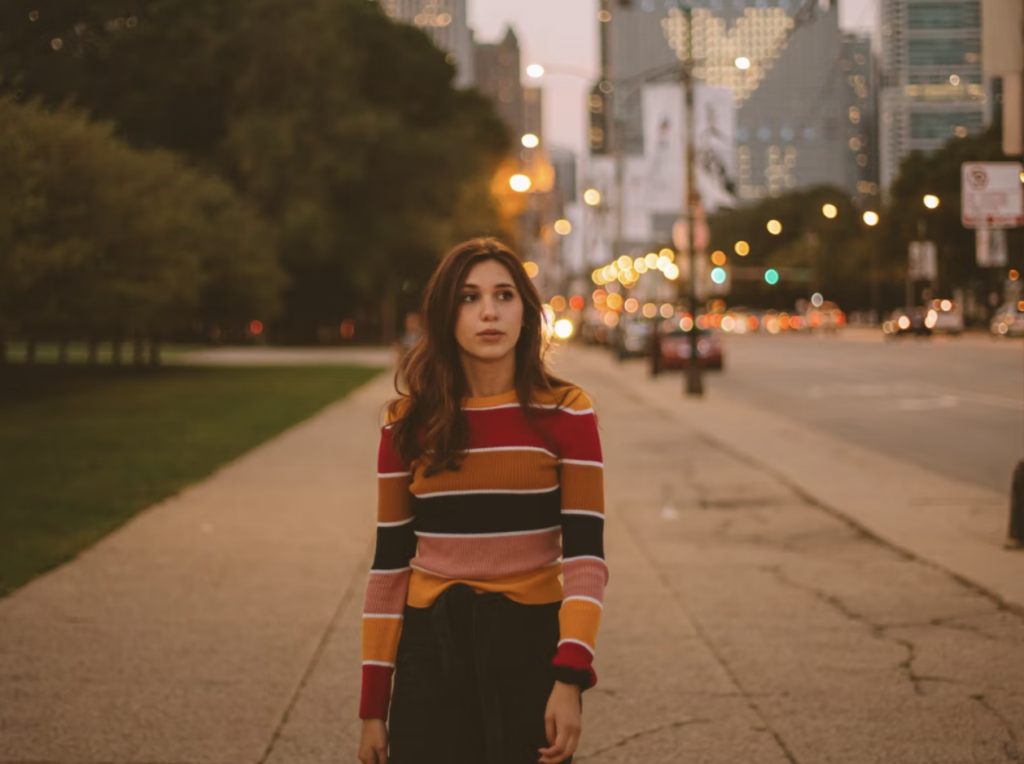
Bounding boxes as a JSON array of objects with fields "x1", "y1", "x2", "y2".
[
  {"x1": 359, "y1": 421, "x2": 416, "y2": 720},
  {"x1": 552, "y1": 390, "x2": 608, "y2": 690}
]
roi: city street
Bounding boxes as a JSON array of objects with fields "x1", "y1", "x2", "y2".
[
  {"x1": 3, "y1": 344, "x2": 1023, "y2": 764},
  {"x1": 681, "y1": 331, "x2": 1024, "y2": 495}
]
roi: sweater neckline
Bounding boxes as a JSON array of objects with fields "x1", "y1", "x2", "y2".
[{"x1": 463, "y1": 388, "x2": 518, "y2": 408}]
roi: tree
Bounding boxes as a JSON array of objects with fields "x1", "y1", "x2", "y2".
[{"x1": 0, "y1": 95, "x2": 282, "y2": 360}]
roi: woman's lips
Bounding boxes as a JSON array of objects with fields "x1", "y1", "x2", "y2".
[{"x1": 478, "y1": 330, "x2": 505, "y2": 339}]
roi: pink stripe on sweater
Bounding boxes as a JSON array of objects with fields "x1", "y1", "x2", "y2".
[
  {"x1": 412, "y1": 529, "x2": 562, "y2": 580},
  {"x1": 363, "y1": 568, "x2": 411, "y2": 615},
  {"x1": 562, "y1": 557, "x2": 609, "y2": 603}
]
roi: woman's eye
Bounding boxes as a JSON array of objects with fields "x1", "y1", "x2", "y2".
[
  {"x1": 498, "y1": 291, "x2": 514, "y2": 301},
  {"x1": 461, "y1": 294, "x2": 477, "y2": 302}
]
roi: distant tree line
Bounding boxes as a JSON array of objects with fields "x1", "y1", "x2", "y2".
[
  {"x1": 0, "y1": 0, "x2": 510, "y2": 356},
  {"x1": 707, "y1": 127, "x2": 1022, "y2": 316}
]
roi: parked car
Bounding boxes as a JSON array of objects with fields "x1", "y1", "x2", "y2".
[
  {"x1": 990, "y1": 302, "x2": 1024, "y2": 337},
  {"x1": 613, "y1": 319, "x2": 654, "y2": 360},
  {"x1": 658, "y1": 326, "x2": 723, "y2": 370},
  {"x1": 882, "y1": 307, "x2": 932, "y2": 337},
  {"x1": 927, "y1": 300, "x2": 964, "y2": 334}
]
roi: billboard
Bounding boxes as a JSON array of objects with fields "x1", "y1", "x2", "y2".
[{"x1": 641, "y1": 83, "x2": 737, "y2": 215}]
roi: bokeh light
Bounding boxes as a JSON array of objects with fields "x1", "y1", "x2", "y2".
[
  {"x1": 711, "y1": 250, "x2": 727, "y2": 266},
  {"x1": 822, "y1": 203, "x2": 838, "y2": 219},
  {"x1": 523, "y1": 261, "x2": 539, "y2": 278},
  {"x1": 554, "y1": 219, "x2": 572, "y2": 235},
  {"x1": 553, "y1": 319, "x2": 574, "y2": 339},
  {"x1": 767, "y1": 220, "x2": 782, "y2": 235},
  {"x1": 584, "y1": 189, "x2": 602, "y2": 206},
  {"x1": 734, "y1": 241, "x2": 750, "y2": 256},
  {"x1": 510, "y1": 174, "x2": 531, "y2": 192},
  {"x1": 521, "y1": 133, "x2": 540, "y2": 148},
  {"x1": 550, "y1": 295, "x2": 567, "y2": 312}
]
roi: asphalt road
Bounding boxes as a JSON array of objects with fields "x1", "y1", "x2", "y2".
[{"x1": 702, "y1": 330, "x2": 1024, "y2": 495}]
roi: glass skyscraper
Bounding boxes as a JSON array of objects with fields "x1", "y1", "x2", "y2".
[{"x1": 879, "y1": 0, "x2": 988, "y2": 191}]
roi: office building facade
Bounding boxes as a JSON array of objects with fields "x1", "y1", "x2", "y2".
[
  {"x1": 879, "y1": 0, "x2": 988, "y2": 191},
  {"x1": 599, "y1": 0, "x2": 857, "y2": 202}
]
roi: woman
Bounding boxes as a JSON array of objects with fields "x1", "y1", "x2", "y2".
[{"x1": 357, "y1": 238, "x2": 608, "y2": 764}]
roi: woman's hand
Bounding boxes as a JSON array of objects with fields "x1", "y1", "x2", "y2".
[
  {"x1": 358, "y1": 719, "x2": 388, "y2": 764},
  {"x1": 538, "y1": 681, "x2": 582, "y2": 764}
]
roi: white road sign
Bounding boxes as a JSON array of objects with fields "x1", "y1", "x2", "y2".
[
  {"x1": 961, "y1": 162, "x2": 1023, "y2": 228},
  {"x1": 908, "y1": 241, "x2": 937, "y2": 280}
]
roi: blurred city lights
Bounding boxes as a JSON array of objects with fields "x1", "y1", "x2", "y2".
[
  {"x1": 734, "y1": 241, "x2": 750, "y2": 256},
  {"x1": 592, "y1": 289, "x2": 607, "y2": 305},
  {"x1": 624, "y1": 297, "x2": 639, "y2": 313},
  {"x1": 606, "y1": 293, "x2": 624, "y2": 311},
  {"x1": 721, "y1": 315, "x2": 736, "y2": 331},
  {"x1": 642, "y1": 302, "x2": 658, "y2": 318},
  {"x1": 659, "y1": 248, "x2": 675, "y2": 261},
  {"x1": 657, "y1": 255, "x2": 672, "y2": 270},
  {"x1": 711, "y1": 267, "x2": 727, "y2": 284},
  {"x1": 250, "y1": 320, "x2": 264, "y2": 335},
  {"x1": 766, "y1": 219, "x2": 782, "y2": 235},
  {"x1": 617, "y1": 255, "x2": 632, "y2": 270},
  {"x1": 940, "y1": 299, "x2": 953, "y2": 311},
  {"x1": 584, "y1": 188, "x2": 602, "y2": 206},
  {"x1": 550, "y1": 295, "x2": 567, "y2": 312},
  {"x1": 526, "y1": 64, "x2": 545, "y2": 78},
  {"x1": 554, "y1": 219, "x2": 572, "y2": 235},
  {"x1": 664, "y1": 263, "x2": 680, "y2": 280},
  {"x1": 862, "y1": 211, "x2": 879, "y2": 226},
  {"x1": 680, "y1": 315, "x2": 694, "y2": 332},
  {"x1": 521, "y1": 133, "x2": 540, "y2": 148},
  {"x1": 523, "y1": 261, "x2": 539, "y2": 278},
  {"x1": 569, "y1": 295, "x2": 585, "y2": 311},
  {"x1": 811, "y1": 292, "x2": 824, "y2": 307},
  {"x1": 510, "y1": 174, "x2": 532, "y2": 192},
  {"x1": 765, "y1": 268, "x2": 780, "y2": 285},
  {"x1": 553, "y1": 319, "x2": 574, "y2": 339},
  {"x1": 923, "y1": 194, "x2": 940, "y2": 209},
  {"x1": 660, "y1": 304, "x2": 674, "y2": 318},
  {"x1": 822, "y1": 203, "x2": 838, "y2": 219},
  {"x1": 603, "y1": 312, "x2": 619, "y2": 327},
  {"x1": 735, "y1": 56, "x2": 751, "y2": 70},
  {"x1": 634, "y1": 257, "x2": 649, "y2": 273},
  {"x1": 1010, "y1": 270, "x2": 1020, "y2": 281},
  {"x1": 340, "y1": 319, "x2": 355, "y2": 339},
  {"x1": 711, "y1": 250, "x2": 727, "y2": 266},
  {"x1": 645, "y1": 253, "x2": 659, "y2": 268}
]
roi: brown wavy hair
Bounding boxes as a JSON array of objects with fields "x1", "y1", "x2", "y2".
[{"x1": 388, "y1": 238, "x2": 570, "y2": 475}]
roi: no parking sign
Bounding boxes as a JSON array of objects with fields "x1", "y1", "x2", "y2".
[{"x1": 961, "y1": 162, "x2": 1024, "y2": 228}]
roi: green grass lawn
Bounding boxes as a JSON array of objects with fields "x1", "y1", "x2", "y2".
[{"x1": 0, "y1": 363, "x2": 383, "y2": 597}]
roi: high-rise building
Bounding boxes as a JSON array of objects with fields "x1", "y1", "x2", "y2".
[
  {"x1": 601, "y1": 0, "x2": 858, "y2": 202},
  {"x1": 473, "y1": 27, "x2": 526, "y2": 140},
  {"x1": 879, "y1": 0, "x2": 988, "y2": 191},
  {"x1": 378, "y1": 0, "x2": 474, "y2": 87}
]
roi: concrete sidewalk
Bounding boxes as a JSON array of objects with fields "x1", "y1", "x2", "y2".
[{"x1": 2, "y1": 345, "x2": 1022, "y2": 763}]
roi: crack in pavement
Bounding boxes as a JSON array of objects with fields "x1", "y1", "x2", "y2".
[
  {"x1": 971, "y1": 694, "x2": 1023, "y2": 762},
  {"x1": 767, "y1": 567, "x2": 942, "y2": 696},
  {"x1": 576, "y1": 718, "x2": 712, "y2": 761}
]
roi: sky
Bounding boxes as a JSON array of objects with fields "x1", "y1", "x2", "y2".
[{"x1": 467, "y1": 0, "x2": 876, "y2": 157}]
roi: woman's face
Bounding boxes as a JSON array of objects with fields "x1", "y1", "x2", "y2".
[{"x1": 454, "y1": 259, "x2": 524, "y2": 364}]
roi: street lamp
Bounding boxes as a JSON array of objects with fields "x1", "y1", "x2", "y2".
[
  {"x1": 822, "y1": 203, "x2": 838, "y2": 219},
  {"x1": 767, "y1": 219, "x2": 782, "y2": 235},
  {"x1": 584, "y1": 188, "x2": 602, "y2": 206},
  {"x1": 510, "y1": 174, "x2": 532, "y2": 192},
  {"x1": 554, "y1": 219, "x2": 572, "y2": 235},
  {"x1": 862, "y1": 211, "x2": 879, "y2": 226},
  {"x1": 735, "y1": 57, "x2": 751, "y2": 70},
  {"x1": 526, "y1": 64, "x2": 545, "y2": 78},
  {"x1": 521, "y1": 133, "x2": 540, "y2": 148},
  {"x1": 923, "y1": 194, "x2": 940, "y2": 209}
]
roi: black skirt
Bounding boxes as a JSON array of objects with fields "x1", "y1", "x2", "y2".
[{"x1": 388, "y1": 584, "x2": 574, "y2": 764}]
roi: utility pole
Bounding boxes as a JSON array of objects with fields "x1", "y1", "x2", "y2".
[{"x1": 680, "y1": 2, "x2": 703, "y2": 397}]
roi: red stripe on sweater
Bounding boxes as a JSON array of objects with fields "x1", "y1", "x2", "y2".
[
  {"x1": 359, "y1": 664, "x2": 395, "y2": 720},
  {"x1": 552, "y1": 641, "x2": 598, "y2": 688}
]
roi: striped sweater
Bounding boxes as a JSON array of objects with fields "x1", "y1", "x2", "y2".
[{"x1": 359, "y1": 386, "x2": 608, "y2": 720}]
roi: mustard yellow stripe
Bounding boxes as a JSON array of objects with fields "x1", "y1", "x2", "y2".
[
  {"x1": 362, "y1": 617, "x2": 404, "y2": 664},
  {"x1": 407, "y1": 565, "x2": 563, "y2": 608},
  {"x1": 560, "y1": 463, "x2": 604, "y2": 513},
  {"x1": 378, "y1": 476, "x2": 413, "y2": 523},
  {"x1": 410, "y1": 449, "x2": 558, "y2": 495},
  {"x1": 559, "y1": 598, "x2": 602, "y2": 650}
]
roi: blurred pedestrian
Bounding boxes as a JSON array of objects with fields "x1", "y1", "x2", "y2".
[{"x1": 357, "y1": 238, "x2": 608, "y2": 764}]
